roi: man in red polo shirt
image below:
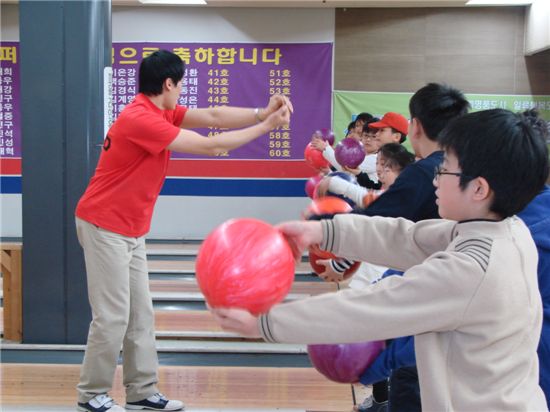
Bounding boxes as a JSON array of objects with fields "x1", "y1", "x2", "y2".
[{"x1": 75, "y1": 50, "x2": 292, "y2": 412}]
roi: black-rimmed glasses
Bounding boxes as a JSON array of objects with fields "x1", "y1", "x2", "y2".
[{"x1": 434, "y1": 164, "x2": 472, "y2": 180}]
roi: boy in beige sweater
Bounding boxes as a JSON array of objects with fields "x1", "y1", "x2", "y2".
[{"x1": 211, "y1": 109, "x2": 549, "y2": 411}]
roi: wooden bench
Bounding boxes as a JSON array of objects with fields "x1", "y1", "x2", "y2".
[{"x1": 0, "y1": 242, "x2": 22, "y2": 341}]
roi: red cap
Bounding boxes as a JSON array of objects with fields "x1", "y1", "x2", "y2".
[{"x1": 369, "y1": 112, "x2": 409, "y2": 135}]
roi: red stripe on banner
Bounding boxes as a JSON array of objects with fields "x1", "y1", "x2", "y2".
[
  {"x1": 0, "y1": 158, "x2": 320, "y2": 179},
  {"x1": 167, "y1": 159, "x2": 318, "y2": 178},
  {"x1": 0, "y1": 158, "x2": 22, "y2": 175}
]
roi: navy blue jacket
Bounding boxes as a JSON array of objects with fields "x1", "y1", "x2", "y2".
[
  {"x1": 360, "y1": 185, "x2": 550, "y2": 407},
  {"x1": 519, "y1": 185, "x2": 550, "y2": 407},
  {"x1": 353, "y1": 151, "x2": 442, "y2": 222}
]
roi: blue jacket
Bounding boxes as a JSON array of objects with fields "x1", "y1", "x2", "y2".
[
  {"x1": 519, "y1": 185, "x2": 550, "y2": 407},
  {"x1": 360, "y1": 185, "x2": 550, "y2": 405},
  {"x1": 353, "y1": 151, "x2": 442, "y2": 222}
]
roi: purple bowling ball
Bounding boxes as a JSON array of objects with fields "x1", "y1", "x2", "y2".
[
  {"x1": 313, "y1": 128, "x2": 335, "y2": 146},
  {"x1": 307, "y1": 340, "x2": 385, "y2": 383},
  {"x1": 335, "y1": 138, "x2": 366, "y2": 169}
]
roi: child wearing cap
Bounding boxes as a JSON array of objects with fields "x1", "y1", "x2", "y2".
[
  {"x1": 211, "y1": 108, "x2": 550, "y2": 412},
  {"x1": 311, "y1": 116, "x2": 381, "y2": 182},
  {"x1": 342, "y1": 112, "x2": 409, "y2": 190},
  {"x1": 370, "y1": 112, "x2": 409, "y2": 145}
]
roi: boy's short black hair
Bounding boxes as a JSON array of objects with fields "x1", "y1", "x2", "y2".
[
  {"x1": 378, "y1": 143, "x2": 415, "y2": 172},
  {"x1": 438, "y1": 108, "x2": 549, "y2": 217},
  {"x1": 347, "y1": 120, "x2": 356, "y2": 132},
  {"x1": 362, "y1": 118, "x2": 380, "y2": 134},
  {"x1": 390, "y1": 128, "x2": 407, "y2": 144},
  {"x1": 355, "y1": 112, "x2": 375, "y2": 124},
  {"x1": 409, "y1": 83, "x2": 470, "y2": 141},
  {"x1": 139, "y1": 50, "x2": 185, "y2": 96}
]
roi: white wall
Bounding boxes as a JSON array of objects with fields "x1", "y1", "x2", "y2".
[
  {"x1": 1, "y1": 4, "x2": 19, "y2": 41},
  {"x1": 113, "y1": 6, "x2": 334, "y2": 43},
  {"x1": 0, "y1": 5, "x2": 334, "y2": 238},
  {"x1": 524, "y1": 0, "x2": 550, "y2": 55}
]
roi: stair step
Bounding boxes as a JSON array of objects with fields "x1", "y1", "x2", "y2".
[
  {"x1": 147, "y1": 259, "x2": 313, "y2": 274},
  {"x1": 0, "y1": 340, "x2": 306, "y2": 354},
  {"x1": 155, "y1": 330, "x2": 245, "y2": 340},
  {"x1": 0, "y1": 340, "x2": 312, "y2": 367},
  {"x1": 151, "y1": 291, "x2": 311, "y2": 303},
  {"x1": 145, "y1": 242, "x2": 309, "y2": 261},
  {"x1": 149, "y1": 278, "x2": 336, "y2": 296}
]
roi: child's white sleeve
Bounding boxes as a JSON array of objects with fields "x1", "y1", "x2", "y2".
[
  {"x1": 359, "y1": 154, "x2": 379, "y2": 182},
  {"x1": 328, "y1": 177, "x2": 369, "y2": 206},
  {"x1": 322, "y1": 145, "x2": 343, "y2": 171}
]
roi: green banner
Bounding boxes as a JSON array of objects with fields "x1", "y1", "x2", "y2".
[{"x1": 333, "y1": 90, "x2": 550, "y2": 151}]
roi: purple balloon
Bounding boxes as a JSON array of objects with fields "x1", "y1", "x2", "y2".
[
  {"x1": 307, "y1": 341, "x2": 385, "y2": 383},
  {"x1": 335, "y1": 138, "x2": 366, "y2": 169},
  {"x1": 313, "y1": 128, "x2": 335, "y2": 146}
]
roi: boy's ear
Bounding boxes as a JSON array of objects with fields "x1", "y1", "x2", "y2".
[
  {"x1": 410, "y1": 118, "x2": 424, "y2": 139},
  {"x1": 471, "y1": 176, "x2": 492, "y2": 201}
]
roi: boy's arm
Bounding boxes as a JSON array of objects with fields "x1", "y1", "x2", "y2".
[
  {"x1": 259, "y1": 248, "x2": 481, "y2": 344},
  {"x1": 327, "y1": 177, "x2": 369, "y2": 206},
  {"x1": 356, "y1": 171, "x2": 382, "y2": 189},
  {"x1": 321, "y1": 145, "x2": 344, "y2": 171},
  {"x1": 321, "y1": 214, "x2": 455, "y2": 270}
]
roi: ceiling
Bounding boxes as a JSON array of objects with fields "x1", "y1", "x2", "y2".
[
  {"x1": 3, "y1": 0, "x2": 531, "y2": 7},
  {"x1": 112, "y1": 0, "x2": 470, "y2": 7}
]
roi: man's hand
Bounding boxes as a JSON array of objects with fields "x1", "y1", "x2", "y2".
[
  {"x1": 265, "y1": 105, "x2": 291, "y2": 129},
  {"x1": 209, "y1": 307, "x2": 262, "y2": 338},
  {"x1": 261, "y1": 94, "x2": 294, "y2": 120}
]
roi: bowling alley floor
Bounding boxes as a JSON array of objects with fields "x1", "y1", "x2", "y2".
[
  {"x1": 0, "y1": 408, "x2": 340, "y2": 412},
  {"x1": 0, "y1": 362, "x2": 356, "y2": 412}
]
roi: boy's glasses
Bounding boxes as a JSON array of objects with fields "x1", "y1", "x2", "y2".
[{"x1": 434, "y1": 165, "x2": 471, "y2": 180}]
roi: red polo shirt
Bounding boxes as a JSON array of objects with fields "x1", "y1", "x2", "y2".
[{"x1": 76, "y1": 94, "x2": 187, "y2": 237}]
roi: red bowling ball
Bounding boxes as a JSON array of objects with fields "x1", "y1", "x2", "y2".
[
  {"x1": 305, "y1": 174, "x2": 324, "y2": 199},
  {"x1": 304, "y1": 196, "x2": 352, "y2": 217},
  {"x1": 308, "y1": 250, "x2": 360, "y2": 279},
  {"x1": 303, "y1": 196, "x2": 353, "y2": 258},
  {"x1": 308, "y1": 340, "x2": 385, "y2": 383},
  {"x1": 304, "y1": 142, "x2": 330, "y2": 171},
  {"x1": 195, "y1": 218, "x2": 295, "y2": 315}
]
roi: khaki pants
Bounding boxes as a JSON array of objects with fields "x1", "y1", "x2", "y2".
[{"x1": 75, "y1": 217, "x2": 158, "y2": 403}]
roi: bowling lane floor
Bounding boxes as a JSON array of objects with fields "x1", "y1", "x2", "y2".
[{"x1": 2, "y1": 407, "x2": 321, "y2": 412}]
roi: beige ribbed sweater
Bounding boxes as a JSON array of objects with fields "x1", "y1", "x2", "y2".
[{"x1": 259, "y1": 215, "x2": 547, "y2": 411}]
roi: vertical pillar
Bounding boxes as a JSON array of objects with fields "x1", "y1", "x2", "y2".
[{"x1": 20, "y1": 0, "x2": 111, "y2": 343}]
